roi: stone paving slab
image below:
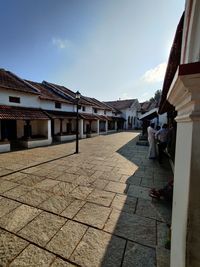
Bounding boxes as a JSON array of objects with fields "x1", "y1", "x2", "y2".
[
  {"x1": 75, "y1": 202, "x2": 111, "y2": 229},
  {"x1": 0, "y1": 197, "x2": 21, "y2": 218},
  {"x1": 0, "y1": 204, "x2": 41, "y2": 233},
  {"x1": 70, "y1": 228, "x2": 126, "y2": 267},
  {"x1": 127, "y1": 184, "x2": 152, "y2": 200},
  {"x1": 0, "y1": 180, "x2": 18, "y2": 194},
  {"x1": 70, "y1": 186, "x2": 93, "y2": 200},
  {"x1": 105, "y1": 181, "x2": 127, "y2": 194},
  {"x1": 86, "y1": 188, "x2": 115, "y2": 207},
  {"x1": 0, "y1": 228, "x2": 28, "y2": 266},
  {"x1": 61, "y1": 199, "x2": 86, "y2": 219},
  {"x1": 19, "y1": 211, "x2": 66, "y2": 246},
  {"x1": 18, "y1": 188, "x2": 53, "y2": 207},
  {"x1": 156, "y1": 247, "x2": 170, "y2": 267},
  {"x1": 120, "y1": 174, "x2": 141, "y2": 185},
  {"x1": 39, "y1": 195, "x2": 74, "y2": 214},
  {"x1": 111, "y1": 194, "x2": 137, "y2": 213},
  {"x1": 3, "y1": 184, "x2": 32, "y2": 199},
  {"x1": 104, "y1": 209, "x2": 156, "y2": 247},
  {"x1": 9, "y1": 244, "x2": 55, "y2": 267},
  {"x1": 122, "y1": 241, "x2": 156, "y2": 267},
  {"x1": 46, "y1": 220, "x2": 87, "y2": 259},
  {"x1": 51, "y1": 258, "x2": 77, "y2": 267},
  {"x1": 0, "y1": 132, "x2": 172, "y2": 266}
]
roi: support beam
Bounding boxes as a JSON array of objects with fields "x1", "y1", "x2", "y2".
[{"x1": 167, "y1": 71, "x2": 200, "y2": 267}]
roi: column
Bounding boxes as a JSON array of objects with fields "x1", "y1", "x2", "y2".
[
  {"x1": 105, "y1": 120, "x2": 108, "y2": 133},
  {"x1": 167, "y1": 71, "x2": 200, "y2": 267},
  {"x1": 96, "y1": 119, "x2": 99, "y2": 135},
  {"x1": 47, "y1": 120, "x2": 52, "y2": 141},
  {"x1": 59, "y1": 119, "x2": 63, "y2": 135},
  {"x1": 79, "y1": 119, "x2": 84, "y2": 138},
  {"x1": 24, "y1": 120, "x2": 31, "y2": 140},
  {"x1": 115, "y1": 120, "x2": 117, "y2": 130}
]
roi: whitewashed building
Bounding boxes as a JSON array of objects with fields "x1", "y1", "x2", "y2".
[
  {"x1": 0, "y1": 69, "x2": 121, "y2": 152},
  {"x1": 104, "y1": 99, "x2": 141, "y2": 129}
]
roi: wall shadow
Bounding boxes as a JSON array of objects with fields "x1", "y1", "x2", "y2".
[{"x1": 101, "y1": 135, "x2": 172, "y2": 266}]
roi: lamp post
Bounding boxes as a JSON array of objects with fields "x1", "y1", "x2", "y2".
[{"x1": 75, "y1": 90, "x2": 81, "y2": 153}]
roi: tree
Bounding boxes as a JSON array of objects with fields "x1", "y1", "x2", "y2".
[{"x1": 149, "y1": 89, "x2": 161, "y2": 103}]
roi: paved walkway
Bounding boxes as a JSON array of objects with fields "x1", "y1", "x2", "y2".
[{"x1": 0, "y1": 132, "x2": 172, "y2": 266}]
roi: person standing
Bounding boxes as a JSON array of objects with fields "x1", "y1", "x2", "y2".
[
  {"x1": 147, "y1": 123, "x2": 157, "y2": 159},
  {"x1": 155, "y1": 124, "x2": 169, "y2": 163}
]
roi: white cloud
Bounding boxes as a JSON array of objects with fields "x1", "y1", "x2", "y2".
[
  {"x1": 142, "y1": 62, "x2": 167, "y2": 83},
  {"x1": 52, "y1": 38, "x2": 71, "y2": 49}
]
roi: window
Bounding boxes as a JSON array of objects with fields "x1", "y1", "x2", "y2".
[
  {"x1": 93, "y1": 108, "x2": 97, "y2": 113},
  {"x1": 82, "y1": 106, "x2": 86, "y2": 111},
  {"x1": 55, "y1": 102, "x2": 61, "y2": 109},
  {"x1": 9, "y1": 96, "x2": 20, "y2": 103},
  {"x1": 104, "y1": 110, "x2": 106, "y2": 115}
]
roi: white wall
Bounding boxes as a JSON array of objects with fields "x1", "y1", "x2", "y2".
[
  {"x1": 0, "y1": 89, "x2": 39, "y2": 108},
  {"x1": 121, "y1": 108, "x2": 137, "y2": 129},
  {"x1": 40, "y1": 101, "x2": 74, "y2": 112},
  {"x1": 17, "y1": 120, "x2": 24, "y2": 138},
  {"x1": 54, "y1": 119, "x2": 60, "y2": 135},
  {"x1": 31, "y1": 120, "x2": 49, "y2": 137},
  {"x1": 79, "y1": 106, "x2": 93, "y2": 113},
  {"x1": 106, "y1": 111, "x2": 112, "y2": 116},
  {"x1": 91, "y1": 121, "x2": 98, "y2": 132},
  {"x1": 181, "y1": 0, "x2": 200, "y2": 64}
]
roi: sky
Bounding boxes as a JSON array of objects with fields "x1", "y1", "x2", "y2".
[{"x1": 0, "y1": 0, "x2": 184, "y2": 102}]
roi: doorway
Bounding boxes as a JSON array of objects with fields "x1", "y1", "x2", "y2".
[{"x1": 1, "y1": 120, "x2": 17, "y2": 140}]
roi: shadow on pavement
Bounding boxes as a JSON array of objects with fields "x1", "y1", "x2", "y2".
[{"x1": 101, "y1": 136, "x2": 172, "y2": 267}]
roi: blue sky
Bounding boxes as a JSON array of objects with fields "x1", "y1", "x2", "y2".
[{"x1": 0, "y1": 0, "x2": 184, "y2": 101}]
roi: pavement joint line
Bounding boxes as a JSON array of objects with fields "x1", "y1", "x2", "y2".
[
  {"x1": 120, "y1": 239, "x2": 128, "y2": 267},
  {"x1": 134, "y1": 197, "x2": 139, "y2": 214},
  {"x1": 6, "y1": 237, "x2": 30, "y2": 265},
  {"x1": 0, "y1": 226, "x2": 81, "y2": 267},
  {"x1": 0, "y1": 152, "x2": 75, "y2": 178},
  {"x1": 0, "y1": 194, "x2": 158, "y2": 249}
]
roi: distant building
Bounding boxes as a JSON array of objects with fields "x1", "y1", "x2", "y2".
[{"x1": 104, "y1": 99, "x2": 141, "y2": 129}]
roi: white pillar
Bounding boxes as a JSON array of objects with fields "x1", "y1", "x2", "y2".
[
  {"x1": 97, "y1": 120, "x2": 99, "y2": 135},
  {"x1": 115, "y1": 120, "x2": 117, "y2": 130},
  {"x1": 47, "y1": 120, "x2": 52, "y2": 144},
  {"x1": 79, "y1": 119, "x2": 84, "y2": 139},
  {"x1": 167, "y1": 70, "x2": 200, "y2": 267},
  {"x1": 105, "y1": 120, "x2": 108, "y2": 133}
]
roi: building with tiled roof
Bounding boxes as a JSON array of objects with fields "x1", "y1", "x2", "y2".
[
  {"x1": 104, "y1": 99, "x2": 140, "y2": 129},
  {"x1": 0, "y1": 69, "x2": 126, "y2": 152},
  {"x1": 0, "y1": 69, "x2": 39, "y2": 95}
]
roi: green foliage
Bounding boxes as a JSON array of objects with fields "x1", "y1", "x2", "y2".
[{"x1": 149, "y1": 89, "x2": 161, "y2": 103}]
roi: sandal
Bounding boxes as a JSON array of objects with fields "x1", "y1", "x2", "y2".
[{"x1": 149, "y1": 189, "x2": 161, "y2": 199}]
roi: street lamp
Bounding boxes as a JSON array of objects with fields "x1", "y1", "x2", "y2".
[{"x1": 75, "y1": 90, "x2": 81, "y2": 153}]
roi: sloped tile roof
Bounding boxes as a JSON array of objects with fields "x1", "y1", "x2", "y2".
[
  {"x1": 0, "y1": 69, "x2": 39, "y2": 95},
  {"x1": 0, "y1": 105, "x2": 48, "y2": 120},
  {"x1": 43, "y1": 81, "x2": 92, "y2": 106},
  {"x1": 44, "y1": 110, "x2": 77, "y2": 119},
  {"x1": 104, "y1": 99, "x2": 137, "y2": 110},
  {"x1": 25, "y1": 80, "x2": 72, "y2": 104}
]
